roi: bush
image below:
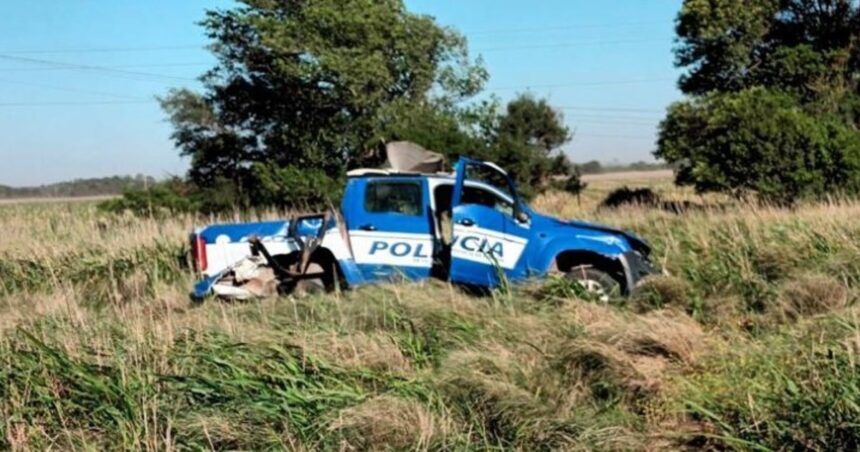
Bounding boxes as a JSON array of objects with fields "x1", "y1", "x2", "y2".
[
  {"x1": 98, "y1": 178, "x2": 198, "y2": 216},
  {"x1": 248, "y1": 162, "x2": 343, "y2": 211},
  {"x1": 657, "y1": 87, "x2": 860, "y2": 203},
  {"x1": 600, "y1": 186, "x2": 661, "y2": 209},
  {"x1": 100, "y1": 163, "x2": 345, "y2": 215}
]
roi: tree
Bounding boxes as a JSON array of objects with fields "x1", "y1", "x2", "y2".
[
  {"x1": 577, "y1": 160, "x2": 603, "y2": 175},
  {"x1": 161, "y1": 0, "x2": 486, "y2": 208},
  {"x1": 658, "y1": 87, "x2": 860, "y2": 202},
  {"x1": 657, "y1": 0, "x2": 860, "y2": 201},
  {"x1": 675, "y1": 0, "x2": 859, "y2": 109},
  {"x1": 482, "y1": 94, "x2": 574, "y2": 197}
]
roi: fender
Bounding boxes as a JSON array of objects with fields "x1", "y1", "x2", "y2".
[{"x1": 534, "y1": 235, "x2": 634, "y2": 288}]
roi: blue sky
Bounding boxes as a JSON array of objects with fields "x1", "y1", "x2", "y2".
[{"x1": 0, "y1": 0, "x2": 682, "y2": 186}]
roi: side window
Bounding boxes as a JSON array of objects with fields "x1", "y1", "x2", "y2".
[
  {"x1": 462, "y1": 186, "x2": 513, "y2": 216},
  {"x1": 364, "y1": 180, "x2": 423, "y2": 216}
]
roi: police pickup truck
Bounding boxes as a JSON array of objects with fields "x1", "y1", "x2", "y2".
[{"x1": 190, "y1": 157, "x2": 656, "y2": 300}]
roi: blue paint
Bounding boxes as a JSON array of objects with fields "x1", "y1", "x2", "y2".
[{"x1": 191, "y1": 156, "x2": 656, "y2": 298}]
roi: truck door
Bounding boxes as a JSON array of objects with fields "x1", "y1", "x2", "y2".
[
  {"x1": 448, "y1": 159, "x2": 531, "y2": 286},
  {"x1": 343, "y1": 176, "x2": 435, "y2": 281}
]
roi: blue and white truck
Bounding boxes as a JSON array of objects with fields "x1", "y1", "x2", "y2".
[{"x1": 190, "y1": 157, "x2": 657, "y2": 300}]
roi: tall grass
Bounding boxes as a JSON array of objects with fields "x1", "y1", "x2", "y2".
[{"x1": 0, "y1": 188, "x2": 858, "y2": 450}]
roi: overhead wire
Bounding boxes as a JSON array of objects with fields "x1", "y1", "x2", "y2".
[{"x1": 0, "y1": 53, "x2": 198, "y2": 83}]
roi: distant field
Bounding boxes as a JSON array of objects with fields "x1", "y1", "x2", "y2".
[
  {"x1": 0, "y1": 194, "x2": 116, "y2": 205},
  {"x1": 580, "y1": 168, "x2": 674, "y2": 182},
  {"x1": 0, "y1": 175, "x2": 858, "y2": 450}
]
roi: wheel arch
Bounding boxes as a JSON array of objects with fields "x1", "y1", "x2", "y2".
[{"x1": 548, "y1": 246, "x2": 632, "y2": 294}]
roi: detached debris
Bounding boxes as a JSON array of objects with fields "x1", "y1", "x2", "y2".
[{"x1": 210, "y1": 256, "x2": 277, "y2": 299}]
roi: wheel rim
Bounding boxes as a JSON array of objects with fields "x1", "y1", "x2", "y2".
[{"x1": 579, "y1": 278, "x2": 610, "y2": 303}]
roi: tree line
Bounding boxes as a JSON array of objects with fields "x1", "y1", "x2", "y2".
[
  {"x1": 657, "y1": 0, "x2": 860, "y2": 203},
  {"x1": 106, "y1": 0, "x2": 582, "y2": 214},
  {"x1": 107, "y1": 0, "x2": 860, "y2": 214},
  {"x1": 0, "y1": 175, "x2": 155, "y2": 199}
]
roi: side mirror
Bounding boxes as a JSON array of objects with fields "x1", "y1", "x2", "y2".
[{"x1": 516, "y1": 209, "x2": 530, "y2": 224}]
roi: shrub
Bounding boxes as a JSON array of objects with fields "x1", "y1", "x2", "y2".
[
  {"x1": 657, "y1": 87, "x2": 860, "y2": 203},
  {"x1": 600, "y1": 186, "x2": 661, "y2": 209},
  {"x1": 248, "y1": 162, "x2": 343, "y2": 211},
  {"x1": 98, "y1": 178, "x2": 198, "y2": 216}
]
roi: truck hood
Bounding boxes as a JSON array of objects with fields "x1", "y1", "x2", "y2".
[
  {"x1": 528, "y1": 210, "x2": 651, "y2": 256},
  {"x1": 563, "y1": 219, "x2": 651, "y2": 255}
]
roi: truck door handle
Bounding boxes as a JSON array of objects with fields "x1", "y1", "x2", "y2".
[
  {"x1": 359, "y1": 224, "x2": 376, "y2": 231},
  {"x1": 458, "y1": 218, "x2": 475, "y2": 227}
]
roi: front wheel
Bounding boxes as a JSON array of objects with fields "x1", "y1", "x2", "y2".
[{"x1": 565, "y1": 265, "x2": 622, "y2": 302}]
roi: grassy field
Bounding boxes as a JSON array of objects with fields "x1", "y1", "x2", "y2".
[{"x1": 1, "y1": 172, "x2": 859, "y2": 450}]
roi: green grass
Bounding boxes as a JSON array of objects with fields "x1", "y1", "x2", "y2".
[{"x1": 1, "y1": 187, "x2": 859, "y2": 450}]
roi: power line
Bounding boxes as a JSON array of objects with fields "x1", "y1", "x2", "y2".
[
  {"x1": 0, "y1": 100, "x2": 155, "y2": 107},
  {"x1": 475, "y1": 37, "x2": 666, "y2": 52},
  {"x1": 0, "y1": 54, "x2": 198, "y2": 83},
  {"x1": 567, "y1": 113, "x2": 661, "y2": 123},
  {"x1": 574, "y1": 132, "x2": 656, "y2": 140},
  {"x1": 0, "y1": 22, "x2": 665, "y2": 55},
  {"x1": 0, "y1": 45, "x2": 204, "y2": 55},
  {"x1": 571, "y1": 119, "x2": 657, "y2": 128},
  {"x1": 0, "y1": 62, "x2": 212, "y2": 72},
  {"x1": 465, "y1": 20, "x2": 665, "y2": 36},
  {"x1": 487, "y1": 77, "x2": 673, "y2": 91},
  {"x1": 559, "y1": 105, "x2": 665, "y2": 114}
]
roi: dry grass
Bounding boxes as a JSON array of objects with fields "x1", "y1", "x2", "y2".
[
  {"x1": 1, "y1": 172, "x2": 859, "y2": 449},
  {"x1": 329, "y1": 395, "x2": 454, "y2": 451}
]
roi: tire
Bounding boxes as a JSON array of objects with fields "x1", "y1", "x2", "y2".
[
  {"x1": 273, "y1": 254, "x2": 338, "y2": 296},
  {"x1": 565, "y1": 265, "x2": 622, "y2": 302}
]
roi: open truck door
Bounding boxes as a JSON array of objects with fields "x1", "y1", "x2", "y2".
[{"x1": 448, "y1": 158, "x2": 532, "y2": 287}]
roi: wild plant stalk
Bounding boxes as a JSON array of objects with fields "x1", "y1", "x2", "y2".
[{"x1": 0, "y1": 186, "x2": 859, "y2": 450}]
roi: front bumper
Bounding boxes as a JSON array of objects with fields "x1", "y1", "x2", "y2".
[{"x1": 619, "y1": 250, "x2": 659, "y2": 294}]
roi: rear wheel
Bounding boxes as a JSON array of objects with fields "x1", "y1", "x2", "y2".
[
  {"x1": 273, "y1": 253, "x2": 338, "y2": 296},
  {"x1": 565, "y1": 265, "x2": 622, "y2": 302}
]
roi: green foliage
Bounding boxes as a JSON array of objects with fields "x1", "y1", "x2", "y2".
[
  {"x1": 160, "y1": 0, "x2": 486, "y2": 208},
  {"x1": 680, "y1": 321, "x2": 860, "y2": 450},
  {"x1": 479, "y1": 95, "x2": 573, "y2": 198},
  {"x1": 674, "y1": 0, "x2": 859, "y2": 105},
  {"x1": 248, "y1": 162, "x2": 342, "y2": 210},
  {"x1": 660, "y1": 0, "x2": 860, "y2": 202},
  {"x1": 152, "y1": 1, "x2": 580, "y2": 212},
  {"x1": 562, "y1": 171, "x2": 587, "y2": 196},
  {"x1": 98, "y1": 178, "x2": 198, "y2": 216},
  {"x1": 657, "y1": 87, "x2": 860, "y2": 203}
]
